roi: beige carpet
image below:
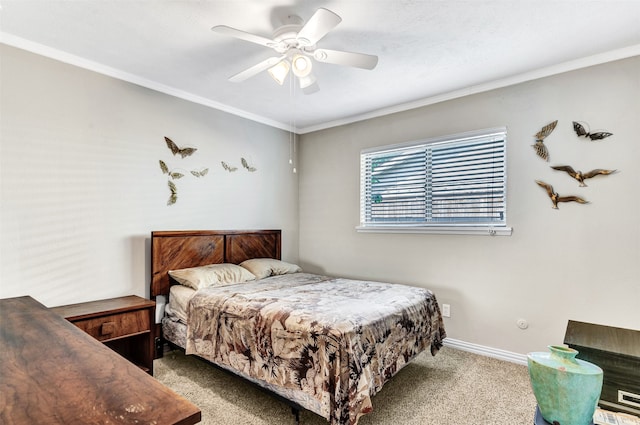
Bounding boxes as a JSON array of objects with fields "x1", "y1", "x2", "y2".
[{"x1": 154, "y1": 346, "x2": 537, "y2": 425}]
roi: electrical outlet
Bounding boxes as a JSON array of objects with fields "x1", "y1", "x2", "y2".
[{"x1": 442, "y1": 303, "x2": 451, "y2": 317}]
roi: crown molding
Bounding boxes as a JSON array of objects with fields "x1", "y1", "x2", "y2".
[
  {"x1": 0, "y1": 32, "x2": 291, "y2": 132},
  {"x1": 298, "y1": 44, "x2": 640, "y2": 134},
  {"x1": 2, "y1": 32, "x2": 638, "y2": 135}
]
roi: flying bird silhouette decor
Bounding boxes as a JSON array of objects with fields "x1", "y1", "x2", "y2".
[
  {"x1": 241, "y1": 157, "x2": 257, "y2": 172},
  {"x1": 535, "y1": 180, "x2": 588, "y2": 209},
  {"x1": 167, "y1": 181, "x2": 178, "y2": 206},
  {"x1": 532, "y1": 120, "x2": 558, "y2": 161},
  {"x1": 572, "y1": 121, "x2": 613, "y2": 141},
  {"x1": 221, "y1": 161, "x2": 238, "y2": 172},
  {"x1": 158, "y1": 160, "x2": 185, "y2": 180},
  {"x1": 165, "y1": 136, "x2": 198, "y2": 158},
  {"x1": 159, "y1": 137, "x2": 206, "y2": 205},
  {"x1": 550, "y1": 165, "x2": 616, "y2": 187},
  {"x1": 191, "y1": 168, "x2": 209, "y2": 178}
]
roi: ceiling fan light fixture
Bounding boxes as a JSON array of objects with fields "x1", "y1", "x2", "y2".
[
  {"x1": 268, "y1": 59, "x2": 290, "y2": 85},
  {"x1": 291, "y1": 54, "x2": 312, "y2": 78},
  {"x1": 298, "y1": 73, "x2": 317, "y2": 89}
]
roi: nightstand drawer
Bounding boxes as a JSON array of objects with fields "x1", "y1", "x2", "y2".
[
  {"x1": 73, "y1": 309, "x2": 150, "y2": 341},
  {"x1": 51, "y1": 296, "x2": 156, "y2": 374}
]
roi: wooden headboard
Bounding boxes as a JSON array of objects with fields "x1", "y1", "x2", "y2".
[{"x1": 150, "y1": 230, "x2": 281, "y2": 298}]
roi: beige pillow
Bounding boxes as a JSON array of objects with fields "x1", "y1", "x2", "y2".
[
  {"x1": 168, "y1": 263, "x2": 256, "y2": 290},
  {"x1": 239, "y1": 258, "x2": 302, "y2": 280}
]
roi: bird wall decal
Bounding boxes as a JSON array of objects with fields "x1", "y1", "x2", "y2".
[
  {"x1": 532, "y1": 120, "x2": 558, "y2": 161},
  {"x1": 241, "y1": 157, "x2": 257, "y2": 172},
  {"x1": 550, "y1": 165, "x2": 616, "y2": 187},
  {"x1": 165, "y1": 136, "x2": 198, "y2": 158},
  {"x1": 572, "y1": 121, "x2": 613, "y2": 141},
  {"x1": 159, "y1": 160, "x2": 185, "y2": 180},
  {"x1": 190, "y1": 168, "x2": 209, "y2": 178},
  {"x1": 167, "y1": 180, "x2": 178, "y2": 206},
  {"x1": 221, "y1": 161, "x2": 237, "y2": 172},
  {"x1": 535, "y1": 180, "x2": 588, "y2": 209}
]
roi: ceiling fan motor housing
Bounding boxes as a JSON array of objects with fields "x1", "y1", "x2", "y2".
[{"x1": 271, "y1": 21, "x2": 315, "y2": 53}]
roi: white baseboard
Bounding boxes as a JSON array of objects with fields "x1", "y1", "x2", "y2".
[{"x1": 443, "y1": 338, "x2": 528, "y2": 366}]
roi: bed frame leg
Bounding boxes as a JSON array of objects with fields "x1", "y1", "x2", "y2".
[{"x1": 291, "y1": 407, "x2": 300, "y2": 425}]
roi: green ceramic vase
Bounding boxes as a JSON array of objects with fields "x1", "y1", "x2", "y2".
[{"x1": 528, "y1": 345, "x2": 603, "y2": 425}]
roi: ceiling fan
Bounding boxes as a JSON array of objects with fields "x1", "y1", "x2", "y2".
[{"x1": 211, "y1": 8, "x2": 378, "y2": 94}]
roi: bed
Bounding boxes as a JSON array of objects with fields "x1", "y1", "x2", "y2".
[{"x1": 151, "y1": 229, "x2": 446, "y2": 425}]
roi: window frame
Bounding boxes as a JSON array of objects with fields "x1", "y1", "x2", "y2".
[{"x1": 357, "y1": 127, "x2": 512, "y2": 236}]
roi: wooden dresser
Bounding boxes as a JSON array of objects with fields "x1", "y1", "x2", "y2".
[
  {"x1": 0, "y1": 296, "x2": 201, "y2": 425},
  {"x1": 51, "y1": 295, "x2": 156, "y2": 374},
  {"x1": 564, "y1": 320, "x2": 640, "y2": 416}
]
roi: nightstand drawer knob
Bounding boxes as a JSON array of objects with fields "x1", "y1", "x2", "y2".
[{"x1": 101, "y1": 322, "x2": 115, "y2": 335}]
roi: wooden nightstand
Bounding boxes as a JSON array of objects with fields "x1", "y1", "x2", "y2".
[{"x1": 51, "y1": 295, "x2": 156, "y2": 375}]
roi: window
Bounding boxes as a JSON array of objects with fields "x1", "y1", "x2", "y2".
[{"x1": 358, "y1": 127, "x2": 512, "y2": 235}]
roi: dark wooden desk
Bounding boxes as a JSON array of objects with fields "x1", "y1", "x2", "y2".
[{"x1": 0, "y1": 296, "x2": 201, "y2": 425}]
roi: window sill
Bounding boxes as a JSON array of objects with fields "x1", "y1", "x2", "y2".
[{"x1": 355, "y1": 225, "x2": 513, "y2": 236}]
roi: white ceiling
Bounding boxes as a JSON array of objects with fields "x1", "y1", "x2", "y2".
[{"x1": 1, "y1": 1, "x2": 639, "y2": 133}]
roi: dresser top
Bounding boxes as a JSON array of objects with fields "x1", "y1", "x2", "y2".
[{"x1": 0, "y1": 296, "x2": 200, "y2": 425}]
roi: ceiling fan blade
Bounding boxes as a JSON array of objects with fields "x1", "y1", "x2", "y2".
[
  {"x1": 313, "y1": 49, "x2": 378, "y2": 70},
  {"x1": 296, "y1": 8, "x2": 342, "y2": 46},
  {"x1": 228, "y1": 56, "x2": 285, "y2": 82},
  {"x1": 212, "y1": 25, "x2": 276, "y2": 48}
]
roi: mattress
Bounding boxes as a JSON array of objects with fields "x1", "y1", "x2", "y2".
[
  {"x1": 164, "y1": 272, "x2": 445, "y2": 425},
  {"x1": 166, "y1": 284, "x2": 195, "y2": 324}
]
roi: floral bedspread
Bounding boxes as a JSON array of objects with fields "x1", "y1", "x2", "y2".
[{"x1": 185, "y1": 273, "x2": 446, "y2": 425}]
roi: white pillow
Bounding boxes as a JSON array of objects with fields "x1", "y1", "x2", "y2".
[
  {"x1": 239, "y1": 258, "x2": 302, "y2": 280},
  {"x1": 168, "y1": 263, "x2": 256, "y2": 290}
]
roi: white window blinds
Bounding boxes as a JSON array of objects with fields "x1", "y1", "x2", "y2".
[{"x1": 360, "y1": 128, "x2": 509, "y2": 233}]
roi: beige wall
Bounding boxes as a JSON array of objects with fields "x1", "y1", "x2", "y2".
[
  {"x1": 0, "y1": 45, "x2": 299, "y2": 306},
  {"x1": 298, "y1": 56, "x2": 640, "y2": 355},
  {"x1": 2, "y1": 42, "x2": 638, "y2": 356}
]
